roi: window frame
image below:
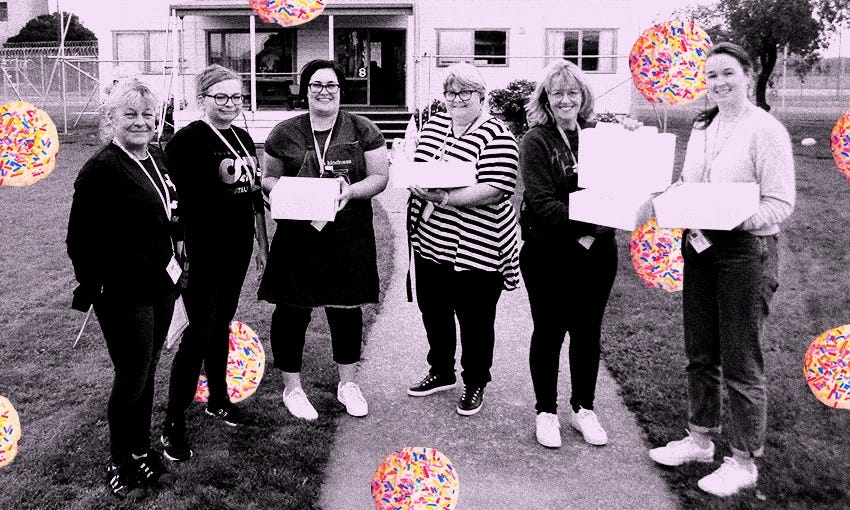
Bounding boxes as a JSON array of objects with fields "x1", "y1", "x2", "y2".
[
  {"x1": 435, "y1": 28, "x2": 510, "y2": 67},
  {"x1": 0, "y1": 2, "x2": 8, "y2": 23},
  {"x1": 112, "y1": 30, "x2": 170, "y2": 75},
  {"x1": 544, "y1": 28, "x2": 619, "y2": 74},
  {"x1": 205, "y1": 28, "x2": 298, "y2": 76}
]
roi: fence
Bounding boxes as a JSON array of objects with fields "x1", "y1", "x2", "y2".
[{"x1": 0, "y1": 41, "x2": 102, "y2": 131}]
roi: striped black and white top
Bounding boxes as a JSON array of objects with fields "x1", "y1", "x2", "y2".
[{"x1": 408, "y1": 112, "x2": 520, "y2": 290}]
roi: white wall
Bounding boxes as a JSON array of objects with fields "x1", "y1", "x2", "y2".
[{"x1": 416, "y1": 0, "x2": 643, "y2": 113}]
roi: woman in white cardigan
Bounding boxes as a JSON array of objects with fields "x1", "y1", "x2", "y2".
[{"x1": 648, "y1": 42, "x2": 795, "y2": 498}]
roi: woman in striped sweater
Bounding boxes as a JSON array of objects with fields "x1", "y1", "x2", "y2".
[{"x1": 406, "y1": 63, "x2": 520, "y2": 416}]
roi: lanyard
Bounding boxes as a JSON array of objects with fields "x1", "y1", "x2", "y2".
[
  {"x1": 112, "y1": 139, "x2": 173, "y2": 221},
  {"x1": 311, "y1": 116, "x2": 337, "y2": 175},
  {"x1": 202, "y1": 118, "x2": 257, "y2": 179},
  {"x1": 700, "y1": 108, "x2": 749, "y2": 182},
  {"x1": 436, "y1": 111, "x2": 486, "y2": 161},
  {"x1": 555, "y1": 124, "x2": 578, "y2": 167}
]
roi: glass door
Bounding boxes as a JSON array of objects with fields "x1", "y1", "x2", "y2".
[{"x1": 334, "y1": 28, "x2": 406, "y2": 107}]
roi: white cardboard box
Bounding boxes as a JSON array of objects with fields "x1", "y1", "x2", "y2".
[
  {"x1": 653, "y1": 182, "x2": 760, "y2": 230},
  {"x1": 570, "y1": 189, "x2": 656, "y2": 232},
  {"x1": 270, "y1": 177, "x2": 340, "y2": 221},
  {"x1": 577, "y1": 124, "x2": 676, "y2": 193},
  {"x1": 390, "y1": 160, "x2": 477, "y2": 189}
]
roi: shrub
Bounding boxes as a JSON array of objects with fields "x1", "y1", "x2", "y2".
[
  {"x1": 413, "y1": 98, "x2": 447, "y2": 131},
  {"x1": 488, "y1": 79, "x2": 536, "y2": 137}
]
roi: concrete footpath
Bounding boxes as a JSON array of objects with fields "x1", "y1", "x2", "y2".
[{"x1": 318, "y1": 188, "x2": 679, "y2": 510}]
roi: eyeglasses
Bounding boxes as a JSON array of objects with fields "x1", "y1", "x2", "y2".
[
  {"x1": 548, "y1": 89, "x2": 583, "y2": 101},
  {"x1": 309, "y1": 82, "x2": 340, "y2": 94},
  {"x1": 443, "y1": 90, "x2": 476, "y2": 102},
  {"x1": 204, "y1": 93, "x2": 243, "y2": 106}
]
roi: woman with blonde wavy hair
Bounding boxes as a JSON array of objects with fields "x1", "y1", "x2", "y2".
[
  {"x1": 67, "y1": 77, "x2": 180, "y2": 500},
  {"x1": 519, "y1": 60, "x2": 640, "y2": 449}
]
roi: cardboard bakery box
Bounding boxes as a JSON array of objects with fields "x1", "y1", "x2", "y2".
[
  {"x1": 390, "y1": 160, "x2": 477, "y2": 189},
  {"x1": 270, "y1": 177, "x2": 340, "y2": 221},
  {"x1": 569, "y1": 189, "x2": 656, "y2": 232},
  {"x1": 653, "y1": 182, "x2": 759, "y2": 230}
]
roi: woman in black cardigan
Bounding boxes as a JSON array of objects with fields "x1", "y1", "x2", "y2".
[
  {"x1": 519, "y1": 60, "x2": 640, "y2": 449},
  {"x1": 67, "y1": 78, "x2": 180, "y2": 501}
]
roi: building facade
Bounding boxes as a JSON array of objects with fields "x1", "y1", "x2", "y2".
[{"x1": 71, "y1": 0, "x2": 650, "y2": 142}]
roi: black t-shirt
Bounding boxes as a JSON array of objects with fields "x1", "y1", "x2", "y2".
[{"x1": 165, "y1": 120, "x2": 259, "y2": 252}]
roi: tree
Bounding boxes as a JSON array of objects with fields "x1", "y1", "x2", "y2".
[
  {"x1": 6, "y1": 11, "x2": 96, "y2": 44},
  {"x1": 677, "y1": 0, "x2": 850, "y2": 111}
]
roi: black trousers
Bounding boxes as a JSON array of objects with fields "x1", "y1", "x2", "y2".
[
  {"x1": 270, "y1": 304, "x2": 363, "y2": 372},
  {"x1": 414, "y1": 254, "x2": 504, "y2": 387},
  {"x1": 166, "y1": 242, "x2": 252, "y2": 419},
  {"x1": 520, "y1": 235, "x2": 617, "y2": 414},
  {"x1": 95, "y1": 293, "x2": 175, "y2": 465}
]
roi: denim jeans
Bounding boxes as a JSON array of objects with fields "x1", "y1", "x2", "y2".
[
  {"x1": 520, "y1": 234, "x2": 617, "y2": 414},
  {"x1": 683, "y1": 230, "x2": 779, "y2": 457},
  {"x1": 414, "y1": 254, "x2": 504, "y2": 387}
]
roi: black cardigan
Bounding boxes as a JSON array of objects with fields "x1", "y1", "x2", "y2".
[
  {"x1": 66, "y1": 142, "x2": 179, "y2": 308},
  {"x1": 518, "y1": 119, "x2": 613, "y2": 245}
]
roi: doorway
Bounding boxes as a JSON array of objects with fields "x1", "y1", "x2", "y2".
[{"x1": 334, "y1": 28, "x2": 406, "y2": 107}]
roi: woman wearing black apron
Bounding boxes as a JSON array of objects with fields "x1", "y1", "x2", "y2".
[{"x1": 259, "y1": 59, "x2": 389, "y2": 420}]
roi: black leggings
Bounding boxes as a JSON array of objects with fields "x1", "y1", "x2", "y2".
[
  {"x1": 166, "y1": 244, "x2": 252, "y2": 417},
  {"x1": 520, "y1": 236, "x2": 617, "y2": 414},
  {"x1": 270, "y1": 304, "x2": 363, "y2": 372},
  {"x1": 95, "y1": 293, "x2": 175, "y2": 464}
]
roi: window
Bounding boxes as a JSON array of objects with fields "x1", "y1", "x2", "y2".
[
  {"x1": 208, "y1": 30, "x2": 296, "y2": 75},
  {"x1": 436, "y1": 29, "x2": 508, "y2": 67},
  {"x1": 113, "y1": 31, "x2": 169, "y2": 74},
  {"x1": 208, "y1": 30, "x2": 297, "y2": 109},
  {"x1": 545, "y1": 29, "x2": 617, "y2": 73},
  {"x1": 0, "y1": 2, "x2": 8, "y2": 23}
]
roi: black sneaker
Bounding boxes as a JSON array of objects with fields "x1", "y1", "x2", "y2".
[
  {"x1": 161, "y1": 420, "x2": 193, "y2": 462},
  {"x1": 407, "y1": 373, "x2": 457, "y2": 397},
  {"x1": 456, "y1": 385, "x2": 484, "y2": 416},
  {"x1": 106, "y1": 462, "x2": 146, "y2": 501},
  {"x1": 133, "y1": 451, "x2": 175, "y2": 488},
  {"x1": 205, "y1": 401, "x2": 245, "y2": 427}
]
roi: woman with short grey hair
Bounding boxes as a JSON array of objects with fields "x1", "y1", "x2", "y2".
[{"x1": 406, "y1": 62, "x2": 520, "y2": 417}]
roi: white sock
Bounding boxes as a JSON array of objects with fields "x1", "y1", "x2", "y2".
[{"x1": 690, "y1": 430, "x2": 713, "y2": 448}]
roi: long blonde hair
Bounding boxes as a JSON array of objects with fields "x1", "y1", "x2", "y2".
[{"x1": 526, "y1": 60, "x2": 594, "y2": 128}]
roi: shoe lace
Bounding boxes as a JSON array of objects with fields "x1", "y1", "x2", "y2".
[
  {"x1": 712, "y1": 457, "x2": 744, "y2": 480},
  {"x1": 540, "y1": 413, "x2": 559, "y2": 429},
  {"x1": 341, "y1": 383, "x2": 366, "y2": 404},
  {"x1": 462, "y1": 386, "x2": 482, "y2": 400}
]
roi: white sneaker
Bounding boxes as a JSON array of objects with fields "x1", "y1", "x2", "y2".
[
  {"x1": 569, "y1": 407, "x2": 608, "y2": 446},
  {"x1": 282, "y1": 387, "x2": 318, "y2": 421},
  {"x1": 649, "y1": 431, "x2": 715, "y2": 467},
  {"x1": 697, "y1": 457, "x2": 758, "y2": 497},
  {"x1": 535, "y1": 412, "x2": 562, "y2": 448},
  {"x1": 337, "y1": 382, "x2": 368, "y2": 417}
]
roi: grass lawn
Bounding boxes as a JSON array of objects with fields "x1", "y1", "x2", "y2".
[
  {"x1": 0, "y1": 130, "x2": 393, "y2": 509},
  {"x1": 602, "y1": 110, "x2": 850, "y2": 509}
]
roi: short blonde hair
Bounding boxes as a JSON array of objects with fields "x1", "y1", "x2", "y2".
[
  {"x1": 526, "y1": 60, "x2": 594, "y2": 128},
  {"x1": 443, "y1": 62, "x2": 487, "y2": 98},
  {"x1": 99, "y1": 77, "x2": 160, "y2": 141}
]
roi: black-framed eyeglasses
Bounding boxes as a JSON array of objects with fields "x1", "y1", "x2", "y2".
[
  {"x1": 204, "y1": 93, "x2": 243, "y2": 106},
  {"x1": 443, "y1": 90, "x2": 476, "y2": 102},
  {"x1": 308, "y1": 82, "x2": 340, "y2": 94}
]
